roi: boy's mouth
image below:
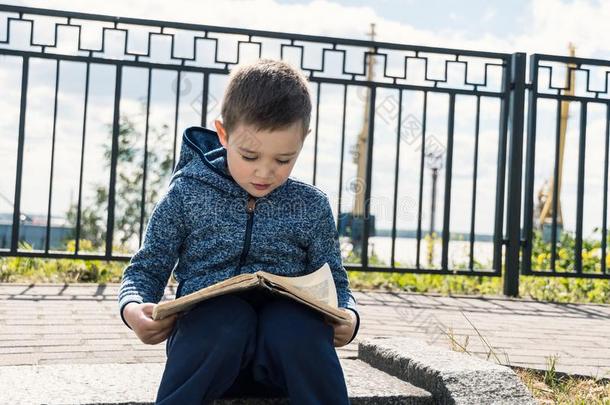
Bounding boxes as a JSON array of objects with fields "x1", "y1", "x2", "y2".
[{"x1": 252, "y1": 183, "x2": 271, "y2": 190}]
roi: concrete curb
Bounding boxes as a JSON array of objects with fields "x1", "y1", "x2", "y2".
[{"x1": 358, "y1": 337, "x2": 537, "y2": 405}]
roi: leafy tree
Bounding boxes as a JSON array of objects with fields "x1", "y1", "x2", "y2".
[{"x1": 65, "y1": 112, "x2": 173, "y2": 252}]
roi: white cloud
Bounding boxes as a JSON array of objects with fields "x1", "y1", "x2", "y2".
[
  {"x1": 1, "y1": 0, "x2": 609, "y2": 240},
  {"x1": 0, "y1": 0, "x2": 606, "y2": 57},
  {"x1": 518, "y1": 0, "x2": 610, "y2": 58}
]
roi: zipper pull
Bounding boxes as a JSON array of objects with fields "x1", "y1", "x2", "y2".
[{"x1": 246, "y1": 196, "x2": 257, "y2": 213}]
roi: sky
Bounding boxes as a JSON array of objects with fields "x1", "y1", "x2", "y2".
[
  {"x1": 3, "y1": 0, "x2": 608, "y2": 58},
  {"x1": 1, "y1": 0, "x2": 609, "y2": 250},
  {"x1": 277, "y1": 0, "x2": 534, "y2": 38}
]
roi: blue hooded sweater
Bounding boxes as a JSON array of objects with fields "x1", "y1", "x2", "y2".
[{"x1": 118, "y1": 126, "x2": 360, "y2": 344}]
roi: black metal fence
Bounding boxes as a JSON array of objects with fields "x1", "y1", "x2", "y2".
[
  {"x1": 521, "y1": 54, "x2": 610, "y2": 280},
  {"x1": 1, "y1": 5, "x2": 609, "y2": 296}
]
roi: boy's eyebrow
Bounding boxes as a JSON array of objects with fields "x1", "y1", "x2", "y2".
[{"x1": 239, "y1": 147, "x2": 297, "y2": 156}]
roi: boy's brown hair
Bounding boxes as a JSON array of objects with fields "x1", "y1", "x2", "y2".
[{"x1": 220, "y1": 59, "x2": 312, "y2": 138}]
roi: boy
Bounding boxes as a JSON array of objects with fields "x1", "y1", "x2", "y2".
[{"x1": 118, "y1": 59, "x2": 361, "y2": 404}]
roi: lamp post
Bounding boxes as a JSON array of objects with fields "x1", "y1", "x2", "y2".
[{"x1": 425, "y1": 150, "x2": 444, "y2": 266}]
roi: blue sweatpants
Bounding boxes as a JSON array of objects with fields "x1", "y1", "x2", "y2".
[{"x1": 155, "y1": 289, "x2": 350, "y2": 404}]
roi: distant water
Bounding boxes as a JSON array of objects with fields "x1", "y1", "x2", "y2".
[{"x1": 344, "y1": 236, "x2": 495, "y2": 269}]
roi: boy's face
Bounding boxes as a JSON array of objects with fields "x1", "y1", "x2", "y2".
[{"x1": 215, "y1": 119, "x2": 309, "y2": 197}]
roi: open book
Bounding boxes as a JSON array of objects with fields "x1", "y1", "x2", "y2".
[{"x1": 152, "y1": 263, "x2": 352, "y2": 324}]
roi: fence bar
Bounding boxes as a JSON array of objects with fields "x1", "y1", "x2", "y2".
[
  {"x1": 105, "y1": 65, "x2": 122, "y2": 257},
  {"x1": 312, "y1": 82, "x2": 321, "y2": 186},
  {"x1": 336, "y1": 85, "x2": 348, "y2": 230},
  {"x1": 390, "y1": 90, "x2": 403, "y2": 269},
  {"x1": 201, "y1": 73, "x2": 209, "y2": 127},
  {"x1": 44, "y1": 59, "x2": 60, "y2": 253},
  {"x1": 172, "y1": 70, "x2": 181, "y2": 170},
  {"x1": 139, "y1": 67, "x2": 153, "y2": 248},
  {"x1": 441, "y1": 94, "x2": 455, "y2": 270},
  {"x1": 493, "y1": 55, "x2": 513, "y2": 276},
  {"x1": 469, "y1": 95, "x2": 481, "y2": 270},
  {"x1": 574, "y1": 102, "x2": 587, "y2": 274},
  {"x1": 361, "y1": 86, "x2": 376, "y2": 269},
  {"x1": 503, "y1": 52, "x2": 526, "y2": 297},
  {"x1": 521, "y1": 55, "x2": 539, "y2": 275},
  {"x1": 74, "y1": 62, "x2": 91, "y2": 254},
  {"x1": 10, "y1": 57, "x2": 28, "y2": 253},
  {"x1": 416, "y1": 91, "x2": 428, "y2": 269},
  {"x1": 602, "y1": 105, "x2": 610, "y2": 274},
  {"x1": 550, "y1": 100, "x2": 562, "y2": 273}
]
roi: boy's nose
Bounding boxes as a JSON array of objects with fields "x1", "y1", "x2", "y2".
[{"x1": 254, "y1": 166, "x2": 274, "y2": 179}]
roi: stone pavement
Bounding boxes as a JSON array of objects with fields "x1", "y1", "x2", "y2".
[{"x1": 0, "y1": 283, "x2": 609, "y2": 380}]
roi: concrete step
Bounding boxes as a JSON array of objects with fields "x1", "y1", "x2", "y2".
[
  {"x1": 0, "y1": 359, "x2": 433, "y2": 404},
  {"x1": 359, "y1": 337, "x2": 537, "y2": 405}
]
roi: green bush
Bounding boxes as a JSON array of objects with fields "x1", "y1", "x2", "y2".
[
  {"x1": 0, "y1": 240, "x2": 126, "y2": 284},
  {"x1": 345, "y1": 228, "x2": 610, "y2": 304}
]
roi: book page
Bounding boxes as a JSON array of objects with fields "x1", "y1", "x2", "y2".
[
  {"x1": 257, "y1": 263, "x2": 338, "y2": 308},
  {"x1": 266, "y1": 287, "x2": 351, "y2": 325}
]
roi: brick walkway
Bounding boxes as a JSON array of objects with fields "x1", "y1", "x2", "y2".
[{"x1": 1, "y1": 283, "x2": 609, "y2": 379}]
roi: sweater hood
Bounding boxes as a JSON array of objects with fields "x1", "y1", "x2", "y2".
[{"x1": 171, "y1": 126, "x2": 246, "y2": 197}]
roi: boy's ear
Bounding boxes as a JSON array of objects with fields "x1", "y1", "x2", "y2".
[{"x1": 214, "y1": 119, "x2": 228, "y2": 148}]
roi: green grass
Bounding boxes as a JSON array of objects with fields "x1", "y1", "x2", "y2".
[
  {"x1": 0, "y1": 241, "x2": 132, "y2": 284},
  {"x1": 346, "y1": 270, "x2": 610, "y2": 305}
]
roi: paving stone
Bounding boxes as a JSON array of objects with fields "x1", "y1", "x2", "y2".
[
  {"x1": 0, "y1": 339, "x2": 83, "y2": 347},
  {"x1": 1, "y1": 283, "x2": 609, "y2": 384},
  {"x1": 0, "y1": 347, "x2": 36, "y2": 354},
  {"x1": 0, "y1": 353, "x2": 41, "y2": 365},
  {"x1": 40, "y1": 345, "x2": 132, "y2": 353}
]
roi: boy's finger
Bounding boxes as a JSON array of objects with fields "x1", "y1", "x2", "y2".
[
  {"x1": 161, "y1": 314, "x2": 178, "y2": 325},
  {"x1": 142, "y1": 304, "x2": 155, "y2": 316},
  {"x1": 325, "y1": 317, "x2": 338, "y2": 325},
  {"x1": 148, "y1": 329, "x2": 171, "y2": 345},
  {"x1": 145, "y1": 316, "x2": 176, "y2": 336}
]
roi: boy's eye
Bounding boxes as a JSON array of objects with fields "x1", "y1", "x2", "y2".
[{"x1": 241, "y1": 155, "x2": 291, "y2": 165}]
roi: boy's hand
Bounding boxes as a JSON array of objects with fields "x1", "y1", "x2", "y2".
[
  {"x1": 325, "y1": 308, "x2": 357, "y2": 347},
  {"x1": 123, "y1": 302, "x2": 179, "y2": 345}
]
